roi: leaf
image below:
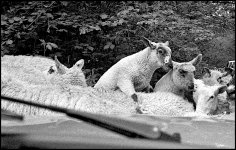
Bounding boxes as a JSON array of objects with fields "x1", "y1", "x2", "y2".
[
  {"x1": 100, "y1": 14, "x2": 108, "y2": 19},
  {"x1": 57, "y1": 29, "x2": 68, "y2": 32},
  {"x1": 15, "y1": 32, "x2": 21, "y2": 39},
  {"x1": 48, "y1": 42, "x2": 58, "y2": 49},
  {"x1": 46, "y1": 13, "x2": 54, "y2": 19},
  {"x1": 104, "y1": 42, "x2": 112, "y2": 50},
  {"x1": 61, "y1": 12, "x2": 67, "y2": 17},
  {"x1": 28, "y1": 17, "x2": 34, "y2": 22},
  {"x1": 61, "y1": 1, "x2": 68, "y2": 6},
  {"x1": 6, "y1": 40, "x2": 13, "y2": 45},
  {"x1": 13, "y1": 17, "x2": 21, "y2": 21},
  {"x1": 8, "y1": 19, "x2": 14, "y2": 23},
  {"x1": 47, "y1": 27, "x2": 50, "y2": 33},
  {"x1": 1, "y1": 20, "x2": 7, "y2": 25},
  {"x1": 46, "y1": 44, "x2": 52, "y2": 50},
  {"x1": 87, "y1": 46, "x2": 94, "y2": 51},
  {"x1": 39, "y1": 39, "x2": 46, "y2": 45},
  {"x1": 104, "y1": 44, "x2": 110, "y2": 50},
  {"x1": 110, "y1": 44, "x2": 115, "y2": 49},
  {"x1": 89, "y1": 25, "x2": 101, "y2": 31},
  {"x1": 79, "y1": 27, "x2": 88, "y2": 34},
  {"x1": 118, "y1": 19, "x2": 124, "y2": 24},
  {"x1": 38, "y1": 9, "x2": 46, "y2": 14},
  {"x1": 111, "y1": 22, "x2": 118, "y2": 26},
  {"x1": 74, "y1": 46, "x2": 83, "y2": 50}
]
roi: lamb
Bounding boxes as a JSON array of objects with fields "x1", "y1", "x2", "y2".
[
  {"x1": 196, "y1": 67, "x2": 235, "y2": 114},
  {"x1": 201, "y1": 67, "x2": 234, "y2": 101},
  {"x1": 192, "y1": 79, "x2": 228, "y2": 115},
  {"x1": 154, "y1": 54, "x2": 202, "y2": 96},
  {"x1": 153, "y1": 54, "x2": 202, "y2": 109},
  {"x1": 1, "y1": 55, "x2": 87, "y2": 87},
  {"x1": 201, "y1": 67, "x2": 234, "y2": 86},
  {"x1": 94, "y1": 37, "x2": 172, "y2": 102}
]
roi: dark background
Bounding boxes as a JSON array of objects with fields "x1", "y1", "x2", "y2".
[{"x1": 1, "y1": 1, "x2": 235, "y2": 86}]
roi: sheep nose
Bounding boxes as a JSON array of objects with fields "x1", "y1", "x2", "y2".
[
  {"x1": 165, "y1": 59, "x2": 173, "y2": 69},
  {"x1": 168, "y1": 62, "x2": 173, "y2": 69},
  {"x1": 188, "y1": 83, "x2": 194, "y2": 91}
]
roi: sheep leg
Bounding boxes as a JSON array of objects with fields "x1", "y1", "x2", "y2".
[{"x1": 117, "y1": 78, "x2": 138, "y2": 102}]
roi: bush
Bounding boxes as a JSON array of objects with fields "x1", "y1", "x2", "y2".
[{"x1": 1, "y1": 1, "x2": 235, "y2": 86}]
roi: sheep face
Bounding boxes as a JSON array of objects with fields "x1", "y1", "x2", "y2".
[
  {"x1": 194, "y1": 84, "x2": 227, "y2": 115},
  {"x1": 48, "y1": 58, "x2": 87, "y2": 87},
  {"x1": 202, "y1": 67, "x2": 234, "y2": 86},
  {"x1": 171, "y1": 54, "x2": 202, "y2": 92},
  {"x1": 142, "y1": 37, "x2": 172, "y2": 69}
]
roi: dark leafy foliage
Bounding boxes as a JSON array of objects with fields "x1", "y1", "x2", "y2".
[{"x1": 1, "y1": 1, "x2": 235, "y2": 86}]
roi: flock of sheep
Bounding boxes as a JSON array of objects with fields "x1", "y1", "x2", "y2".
[{"x1": 1, "y1": 37, "x2": 235, "y2": 118}]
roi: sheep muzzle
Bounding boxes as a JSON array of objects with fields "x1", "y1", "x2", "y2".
[{"x1": 164, "y1": 56, "x2": 170, "y2": 64}]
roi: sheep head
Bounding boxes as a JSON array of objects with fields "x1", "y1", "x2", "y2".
[
  {"x1": 171, "y1": 54, "x2": 202, "y2": 92},
  {"x1": 194, "y1": 83, "x2": 227, "y2": 115},
  {"x1": 46, "y1": 57, "x2": 87, "y2": 87},
  {"x1": 142, "y1": 37, "x2": 172, "y2": 69},
  {"x1": 202, "y1": 67, "x2": 234, "y2": 86}
]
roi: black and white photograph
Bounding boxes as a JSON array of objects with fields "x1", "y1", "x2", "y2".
[{"x1": 1, "y1": 1, "x2": 235, "y2": 149}]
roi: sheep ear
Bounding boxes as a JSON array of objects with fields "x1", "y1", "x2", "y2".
[
  {"x1": 189, "y1": 54, "x2": 202, "y2": 66},
  {"x1": 164, "y1": 41, "x2": 169, "y2": 46},
  {"x1": 171, "y1": 60, "x2": 180, "y2": 69},
  {"x1": 142, "y1": 37, "x2": 155, "y2": 49},
  {"x1": 224, "y1": 67, "x2": 234, "y2": 76},
  {"x1": 216, "y1": 85, "x2": 227, "y2": 94},
  {"x1": 73, "y1": 59, "x2": 84, "y2": 69},
  {"x1": 202, "y1": 67, "x2": 211, "y2": 77},
  {"x1": 55, "y1": 56, "x2": 66, "y2": 74}
]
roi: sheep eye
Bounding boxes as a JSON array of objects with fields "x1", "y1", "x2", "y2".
[
  {"x1": 158, "y1": 49, "x2": 164, "y2": 54},
  {"x1": 210, "y1": 96, "x2": 214, "y2": 99},
  {"x1": 179, "y1": 69, "x2": 186, "y2": 74},
  {"x1": 217, "y1": 77, "x2": 223, "y2": 83},
  {"x1": 48, "y1": 66, "x2": 55, "y2": 74}
]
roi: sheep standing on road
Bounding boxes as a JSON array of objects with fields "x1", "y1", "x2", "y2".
[{"x1": 94, "y1": 37, "x2": 172, "y2": 102}]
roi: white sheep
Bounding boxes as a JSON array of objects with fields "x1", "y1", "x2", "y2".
[
  {"x1": 1, "y1": 55, "x2": 63, "y2": 73},
  {"x1": 153, "y1": 54, "x2": 202, "y2": 107},
  {"x1": 1, "y1": 53, "x2": 229, "y2": 117},
  {"x1": 1, "y1": 55, "x2": 87, "y2": 87},
  {"x1": 192, "y1": 79, "x2": 228, "y2": 115},
  {"x1": 1, "y1": 79, "x2": 87, "y2": 116},
  {"x1": 201, "y1": 67, "x2": 234, "y2": 102},
  {"x1": 2, "y1": 76, "x2": 226, "y2": 117},
  {"x1": 94, "y1": 37, "x2": 172, "y2": 102},
  {"x1": 201, "y1": 67, "x2": 233, "y2": 86},
  {"x1": 1, "y1": 80, "x2": 192, "y2": 116}
]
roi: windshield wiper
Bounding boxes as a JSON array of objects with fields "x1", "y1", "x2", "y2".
[
  {"x1": 1, "y1": 95, "x2": 181, "y2": 143},
  {"x1": 1, "y1": 109, "x2": 24, "y2": 121}
]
